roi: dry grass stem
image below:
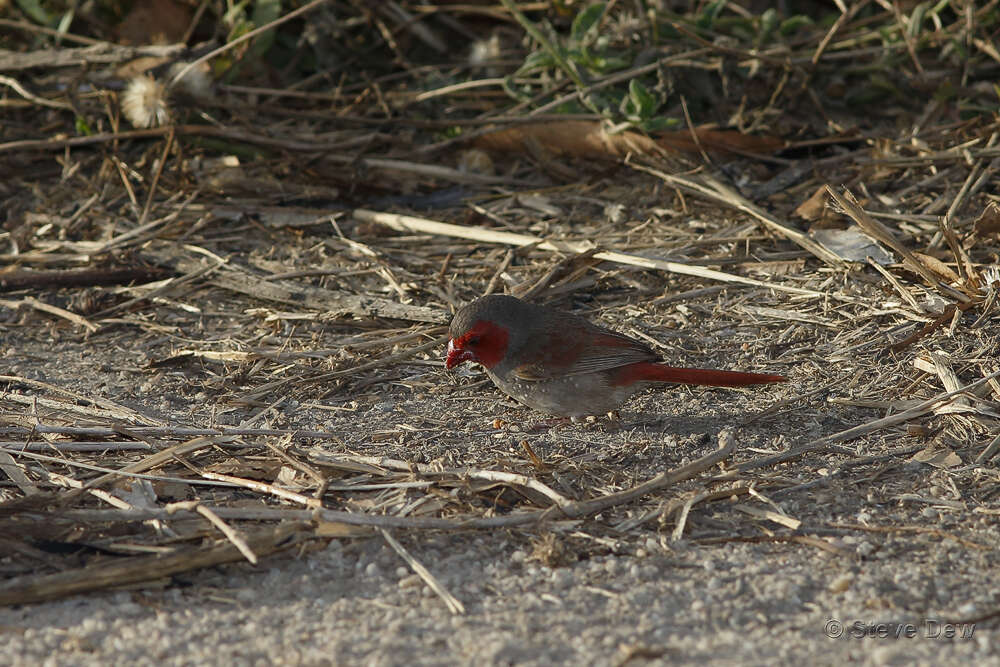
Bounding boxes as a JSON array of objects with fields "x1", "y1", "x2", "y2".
[{"x1": 381, "y1": 529, "x2": 465, "y2": 615}]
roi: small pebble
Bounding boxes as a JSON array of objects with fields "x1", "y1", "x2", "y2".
[
  {"x1": 551, "y1": 569, "x2": 573, "y2": 589},
  {"x1": 828, "y1": 573, "x2": 853, "y2": 593}
]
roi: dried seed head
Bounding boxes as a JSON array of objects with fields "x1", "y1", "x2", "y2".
[
  {"x1": 469, "y1": 33, "x2": 501, "y2": 67},
  {"x1": 167, "y1": 61, "x2": 213, "y2": 100},
  {"x1": 122, "y1": 75, "x2": 170, "y2": 128}
]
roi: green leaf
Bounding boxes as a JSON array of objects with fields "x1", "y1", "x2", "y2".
[
  {"x1": 14, "y1": 0, "x2": 52, "y2": 25},
  {"x1": 253, "y1": 0, "x2": 282, "y2": 25},
  {"x1": 640, "y1": 116, "x2": 681, "y2": 133},
  {"x1": 75, "y1": 116, "x2": 93, "y2": 136},
  {"x1": 604, "y1": 55, "x2": 630, "y2": 71},
  {"x1": 515, "y1": 49, "x2": 558, "y2": 75},
  {"x1": 567, "y1": 46, "x2": 589, "y2": 68},
  {"x1": 248, "y1": 0, "x2": 282, "y2": 60},
  {"x1": 759, "y1": 8, "x2": 778, "y2": 43},
  {"x1": 569, "y1": 44, "x2": 623, "y2": 75},
  {"x1": 908, "y1": 2, "x2": 929, "y2": 37},
  {"x1": 696, "y1": 0, "x2": 726, "y2": 30},
  {"x1": 501, "y1": 75, "x2": 534, "y2": 103},
  {"x1": 628, "y1": 79, "x2": 658, "y2": 118},
  {"x1": 620, "y1": 95, "x2": 637, "y2": 120},
  {"x1": 779, "y1": 15, "x2": 814, "y2": 36},
  {"x1": 571, "y1": 4, "x2": 606, "y2": 44}
]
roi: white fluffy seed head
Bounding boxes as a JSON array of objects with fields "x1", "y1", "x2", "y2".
[
  {"x1": 122, "y1": 75, "x2": 170, "y2": 128},
  {"x1": 469, "y1": 33, "x2": 501, "y2": 66},
  {"x1": 167, "y1": 61, "x2": 213, "y2": 99}
]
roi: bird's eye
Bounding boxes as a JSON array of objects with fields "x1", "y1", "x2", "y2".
[{"x1": 467, "y1": 335, "x2": 481, "y2": 346}]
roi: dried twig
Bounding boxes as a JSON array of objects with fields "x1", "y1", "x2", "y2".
[
  {"x1": 631, "y1": 162, "x2": 847, "y2": 267},
  {"x1": 0, "y1": 297, "x2": 97, "y2": 332},
  {"x1": 195, "y1": 504, "x2": 259, "y2": 564},
  {"x1": 381, "y1": 529, "x2": 464, "y2": 614},
  {"x1": 353, "y1": 209, "x2": 828, "y2": 298},
  {"x1": 0, "y1": 524, "x2": 305, "y2": 606}
]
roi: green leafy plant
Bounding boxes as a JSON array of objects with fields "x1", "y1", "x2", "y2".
[
  {"x1": 217, "y1": 0, "x2": 283, "y2": 80},
  {"x1": 502, "y1": 1, "x2": 674, "y2": 133},
  {"x1": 620, "y1": 79, "x2": 678, "y2": 133}
]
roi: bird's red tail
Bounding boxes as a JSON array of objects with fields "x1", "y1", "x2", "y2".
[{"x1": 612, "y1": 362, "x2": 786, "y2": 387}]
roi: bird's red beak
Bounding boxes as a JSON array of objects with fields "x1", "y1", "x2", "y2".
[{"x1": 445, "y1": 339, "x2": 475, "y2": 369}]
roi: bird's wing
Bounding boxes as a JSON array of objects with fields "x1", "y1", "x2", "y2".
[{"x1": 512, "y1": 324, "x2": 658, "y2": 381}]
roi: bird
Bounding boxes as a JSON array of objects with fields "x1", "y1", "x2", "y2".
[{"x1": 445, "y1": 294, "x2": 786, "y2": 417}]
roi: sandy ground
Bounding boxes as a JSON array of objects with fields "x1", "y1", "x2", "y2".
[
  {"x1": 0, "y1": 534, "x2": 993, "y2": 666},
  {"x1": 2, "y1": 322, "x2": 998, "y2": 666}
]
